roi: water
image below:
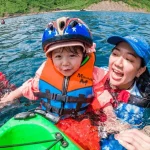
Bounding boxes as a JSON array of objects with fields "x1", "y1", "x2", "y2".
[{"x1": 0, "y1": 11, "x2": 150, "y2": 125}]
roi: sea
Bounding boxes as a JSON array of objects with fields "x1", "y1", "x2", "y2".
[{"x1": 0, "y1": 11, "x2": 150, "y2": 126}]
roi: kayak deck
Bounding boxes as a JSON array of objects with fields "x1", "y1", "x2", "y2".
[{"x1": 0, "y1": 113, "x2": 82, "y2": 150}]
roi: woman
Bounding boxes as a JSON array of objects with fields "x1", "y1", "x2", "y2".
[{"x1": 91, "y1": 35, "x2": 150, "y2": 150}]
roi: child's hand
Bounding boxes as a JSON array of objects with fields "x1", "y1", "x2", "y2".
[
  {"x1": 0, "y1": 93, "x2": 14, "y2": 109},
  {"x1": 0, "y1": 92, "x2": 14, "y2": 102},
  {"x1": 0, "y1": 92, "x2": 20, "y2": 110},
  {"x1": 0, "y1": 89, "x2": 21, "y2": 109}
]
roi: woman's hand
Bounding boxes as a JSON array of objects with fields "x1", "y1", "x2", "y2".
[{"x1": 115, "y1": 129, "x2": 150, "y2": 150}]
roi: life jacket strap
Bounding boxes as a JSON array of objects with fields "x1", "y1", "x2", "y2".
[
  {"x1": 129, "y1": 95, "x2": 150, "y2": 108},
  {"x1": 34, "y1": 90, "x2": 93, "y2": 103},
  {"x1": 41, "y1": 100, "x2": 88, "y2": 116},
  {"x1": 34, "y1": 90, "x2": 93, "y2": 116}
]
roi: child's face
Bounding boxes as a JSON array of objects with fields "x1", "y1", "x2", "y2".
[
  {"x1": 109, "y1": 42, "x2": 146, "y2": 89},
  {"x1": 51, "y1": 47, "x2": 83, "y2": 77}
]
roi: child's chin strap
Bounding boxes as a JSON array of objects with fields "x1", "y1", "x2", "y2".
[
  {"x1": 81, "y1": 56, "x2": 90, "y2": 66},
  {"x1": 81, "y1": 42, "x2": 96, "y2": 66}
]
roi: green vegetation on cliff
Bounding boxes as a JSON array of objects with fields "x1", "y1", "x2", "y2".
[
  {"x1": 113, "y1": 0, "x2": 150, "y2": 11},
  {"x1": 0, "y1": 0, "x2": 100, "y2": 17},
  {"x1": 0, "y1": 0, "x2": 149, "y2": 17}
]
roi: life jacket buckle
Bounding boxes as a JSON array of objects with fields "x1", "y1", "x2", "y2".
[
  {"x1": 59, "y1": 108, "x2": 64, "y2": 116},
  {"x1": 50, "y1": 93, "x2": 55, "y2": 99},
  {"x1": 44, "y1": 101, "x2": 52, "y2": 112},
  {"x1": 55, "y1": 94, "x2": 68, "y2": 102},
  {"x1": 70, "y1": 110, "x2": 77, "y2": 118}
]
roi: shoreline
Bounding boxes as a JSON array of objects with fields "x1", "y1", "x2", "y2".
[
  {"x1": 1, "y1": 1, "x2": 149, "y2": 20},
  {"x1": 1, "y1": 9, "x2": 149, "y2": 20}
]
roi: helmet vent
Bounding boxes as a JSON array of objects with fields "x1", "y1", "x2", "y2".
[
  {"x1": 49, "y1": 25, "x2": 53, "y2": 31},
  {"x1": 59, "y1": 21, "x2": 65, "y2": 30},
  {"x1": 70, "y1": 21, "x2": 78, "y2": 28},
  {"x1": 50, "y1": 25, "x2": 53, "y2": 31},
  {"x1": 48, "y1": 23, "x2": 54, "y2": 31}
]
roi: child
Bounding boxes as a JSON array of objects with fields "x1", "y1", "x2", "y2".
[
  {"x1": 1, "y1": 17, "x2": 104, "y2": 150},
  {"x1": 91, "y1": 35, "x2": 150, "y2": 150}
]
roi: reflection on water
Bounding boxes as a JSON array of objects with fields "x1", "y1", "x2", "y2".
[{"x1": 0, "y1": 11, "x2": 150, "y2": 126}]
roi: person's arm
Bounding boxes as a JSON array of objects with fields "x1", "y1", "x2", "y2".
[
  {"x1": 20, "y1": 61, "x2": 46, "y2": 100},
  {"x1": 0, "y1": 74, "x2": 40, "y2": 102},
  {"x1": 99, "y1": 90, "x2": 130, "y2": 134},
  {"x1": 115, "y1": 129, "x2": 150, "y2": 150},
  {"x1": 1, "y1": 87, "x2": 22, "y2": 102},
  {"x1": 0, "y1": 61, "x2": 46, "y2": 102},
  {"x1": 0, "y1": 72, "x2": 22, "y2": 102},
  {"x1": 91, "y1": 66, "x2": 109, "y2": 110}
]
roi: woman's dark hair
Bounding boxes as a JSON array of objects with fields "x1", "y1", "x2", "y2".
[
  {"x1": 141, "y1": 58, "x2": 146, "y2": 67},
  {"x1": 137, "y1": 58, "x2": 150, "y2": 98}
]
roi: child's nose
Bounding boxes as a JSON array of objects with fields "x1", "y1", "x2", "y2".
[{"x1": 62, "y1": 58, "x2": 69, "y2": 66}]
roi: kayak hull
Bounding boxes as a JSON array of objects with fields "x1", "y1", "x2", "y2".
[{"x1": 0, "y1": 113, "x2": 82, "y2": 150}]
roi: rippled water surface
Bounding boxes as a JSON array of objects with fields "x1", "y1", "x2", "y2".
[{"x1": 0, "y1": 11, "x2": 150, "y2": 125}]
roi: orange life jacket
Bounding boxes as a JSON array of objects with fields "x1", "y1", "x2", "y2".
[{"x1": 35, "y1": 53, "x2": 95, "y2": 117}]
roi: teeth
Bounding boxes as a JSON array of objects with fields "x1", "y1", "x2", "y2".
[
  {"x1": 113, "y1": 69, "x2": 123, "y2": 77},
  {"x1": 113, "y1": 69, "x2": 121, "y2": 74},
  {"x1": 113, "y1": 70, "x2": 118, "y2": 73}
]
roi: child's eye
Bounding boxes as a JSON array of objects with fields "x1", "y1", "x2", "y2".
[
  {"x1": 70, "y1": 54, "x2": 76, "y2": 57},
  {"x1": 55, "y1": 55, "x2": 61, "y2": 58}
]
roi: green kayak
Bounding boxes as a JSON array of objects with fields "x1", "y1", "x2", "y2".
[{"x1": 0, "y1": 111, "x2": 82, "y2": 150}]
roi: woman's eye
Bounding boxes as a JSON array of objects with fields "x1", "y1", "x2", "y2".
[
  {"x1": 126, "y1": 58, "x2": 133, "y2": 63},
  {"x1": 126, "y1": 55, "x2": 135, "y2": 63},
  {"x1": 112, "y1": 52, "x2": 118, "y2": 56}
]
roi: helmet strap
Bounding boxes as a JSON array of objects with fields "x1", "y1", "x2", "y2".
[{"x1": 81, "y1": 56, "x2": 90, "y2": 66}]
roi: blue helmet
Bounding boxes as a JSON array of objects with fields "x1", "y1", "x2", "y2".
[{"x1": 42, "y1": 17, "x2": 93, "y2": 53}]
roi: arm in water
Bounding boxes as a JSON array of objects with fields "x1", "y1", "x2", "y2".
[
  {"x1": 1, "y1": 87, "x2": 22, "y2": 102},
  {"x1": 0, "y1": 62, "x2": 46, "y2": 103},
  {"x1": 95, "y1": 89, "x2": 130, "y2": 134},
  {"x1": 0, "y1": 72, "x2": 21, "y2": 108}
]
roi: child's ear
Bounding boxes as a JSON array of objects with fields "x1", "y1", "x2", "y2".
[
  {"x1": 47, "y1": 52, "x2": 52, "y2": 58},
  {"x1": 136, "y1": 66, "x2": 146, "y2": 78}
]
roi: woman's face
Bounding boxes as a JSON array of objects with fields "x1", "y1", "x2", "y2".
[{"x1": 109, "y1": 42, "x2": 146, "y2": 89}]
